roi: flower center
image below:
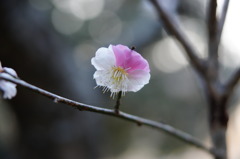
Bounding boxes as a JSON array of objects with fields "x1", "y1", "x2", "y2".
[{"x1": 112, "y1": 66, "x2": 128, "y2": 82}]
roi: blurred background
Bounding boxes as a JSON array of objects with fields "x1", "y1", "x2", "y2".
[{"x1": 0, "y1": 0, "x2": 240, "y2": 158}]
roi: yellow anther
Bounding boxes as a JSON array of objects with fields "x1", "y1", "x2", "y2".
[{"x1": 112, "y1": 67, "x2": 127, "y2": 82}]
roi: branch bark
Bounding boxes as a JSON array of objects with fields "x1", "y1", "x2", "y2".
[
  {"x1": 207, "y1": 0, "x2": 218, "y2": 81},
  {"x1": 206, "y1": 1, "x2": 230, "y2": 159},
  {"x1": 207, "y1": 0, "x2": 218, "y2": 54},
  {"x1": 148, "y1": 0, "x2": 206, "y2": 77},
  {"x1": 0, "y1": 74, "x2": 215, "y2": 156},
  {"x1": 207, "y1": 0, "x2": 229, "y2": 81},
  {"x1": 215, "y1": 67, "x2": 240, "y2": 159}
]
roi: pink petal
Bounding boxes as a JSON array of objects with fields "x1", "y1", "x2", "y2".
[
  {"x1": 111, "y1": 45, "x2": 150, "y2": 73},
  {"x1": 110, "y1": 44, "x2": 127, "y2": 67}
]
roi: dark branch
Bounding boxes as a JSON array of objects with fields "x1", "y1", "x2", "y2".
[
  {"x1": 209, "y1": 67, "x2": 240, "y2": 159},
  {"x1": 207, "y1": 0, "x2": 218, "y2": 62},
  {"x1": 205, "y1": 1, "x2": 230, "y2": 159},
  {"x1": 207, "y1": 0, "x2": 229, "y2": 82},
  {"x1": 206, "y1": 0, "x2": 220, "y2": 94},
  {"x1": 114, "y1": 91, "x2": 122, "y2": 114},
  {"x1": 148, "y1": 0, "x2": 206, "y2": 77},
  {"x1": 0, "y1": 74, "x2": 214, "y2": 156}
]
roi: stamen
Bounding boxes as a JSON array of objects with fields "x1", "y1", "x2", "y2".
[
  {"x1": 103, "y1": 86, "x2": 109, "y2": 93},
  {"x1": 110, "y1": 92, "x2": 118, "y2": 99},
  {"x1": 111, "y1": 66, "x2": 128, "y2": 82},
  {"x1": 106, "y1": 66, "x2": 129, "y2": 98}
]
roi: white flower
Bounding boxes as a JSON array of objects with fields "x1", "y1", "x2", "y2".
[
  {"x1": 0, "y1": 62, "x2": 17, "y2": 99},
  {"x1": 91, "y1": 44, "x2": 150, "y2": 97}
]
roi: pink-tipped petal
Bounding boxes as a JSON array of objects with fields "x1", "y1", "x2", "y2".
[
  {"x1": 112, "y1": 45, "x2": 150, "y2": 73},
  {"x1": 110, "y1": 44, "x2": 128, "y2": 67},
  {"x1": 124, "y1": 50, "x2": 150, "y2": 73}
]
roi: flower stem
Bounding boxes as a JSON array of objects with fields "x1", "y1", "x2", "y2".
[{"x1": 114, "y1": 91, "x2": 122, "y2": 114}]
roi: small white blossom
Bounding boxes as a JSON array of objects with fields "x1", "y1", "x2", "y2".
[{"x1": 0, "y1": 62, "x2": 17, "y2": 99}]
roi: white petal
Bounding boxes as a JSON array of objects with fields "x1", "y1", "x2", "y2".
[
  {"x1": 91, "y1": 47, "x2": 116, "y2": 70},
  {"x1": 93, "y1": 70, "x2": 112, "y2": 87},
  {"x1": 0, "y1": 80, "x2": 17, "y2": 99},
  {"x1": 0, "y1": 72, "x2": 17, "y2": 99},
  {"x1": 126, "y1": 70, "x2": 150, "y2": 92},
  {"x1": 108, "y1": 44, "x2": 114, "y2": 52},
  {"x1": 3, "y1": 67, "x2": 18, "y2": 77}
]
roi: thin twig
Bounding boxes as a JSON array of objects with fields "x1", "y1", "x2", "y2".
[
  {"x1": 114, "y1": 91, "x2": 122, "y2": 114},
  {"x1": 206, "y1": 0, "x2": 220, "y2": 107},
  {"x1": 207, "y1": 0, "x2": 229, "y2": 81},
  {"x1": 207, "y1": 0, "x2": 218, "y2": 56},
  {"x1": 148, "y1": 0, "x2": 206, "y2": 77},
  {"x1": 0, "y1": 74, "x2": 214, "y2": 156},
  {"x1": 207, "y1": 0, "x2": 218, "y2": 77}
]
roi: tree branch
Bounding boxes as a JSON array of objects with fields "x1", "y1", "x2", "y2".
[
  {"x1": 206, "y1": 2, "x2": 230, "y2": 159},
  {"x1": 0, "y1": 74, "x2": 214, "y2": 156},
  {"x1": 207, "y1": 0, "x2": 218, "y2": 78},
  {"x1": 207, "y1": 0, "x2": 229, "y2": 81},
  {"x1": 148, "y1": 0, "x2": 206, "y2": 77},
  {"x1": 207, "y1": 0, "x2": 218, "y2": 57}
]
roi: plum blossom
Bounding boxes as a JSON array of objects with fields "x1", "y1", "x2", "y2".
[
  {"x1": 91, "y1": 44, "x2": 150, "y2": 97},
  {"x1": 0, "y1": 62, "x2": 17, "y2": 99}
]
